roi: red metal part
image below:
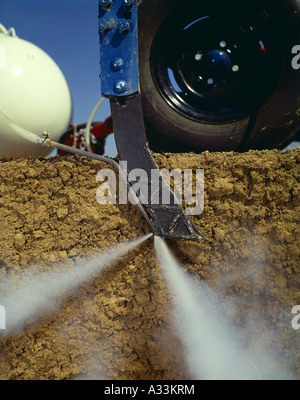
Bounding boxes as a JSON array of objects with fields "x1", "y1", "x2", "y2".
[{"x1": 58, "y1": 116, "x2": 113, "y2": 156}]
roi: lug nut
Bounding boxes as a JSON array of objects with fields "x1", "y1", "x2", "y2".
[
  {"x1": 99, "y1": 20, "x2": 111, "y2": 33},
  {"x1": 100, "y1": 0, "x2": 112, "y2": 10},
  {"x1": 119, "y1": 21, "x2": 131, "y2": 33},
  {"x1": 114, "y1": 80, "x2": 128, "y2": 94},
  {"x1": 123, "y1": 0, "x2": 134, "y2": 9}
]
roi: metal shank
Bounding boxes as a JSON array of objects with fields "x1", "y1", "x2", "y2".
[{"x1": 110, "y1": 94, "x2": 208, "y2": 242}]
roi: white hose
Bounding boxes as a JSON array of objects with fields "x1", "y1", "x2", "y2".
[
  {"x1": 85, "y1": 97, "x2": 106, "y2": 152},
  {"x1": 0, "y1": 109, "x2": 154, "y2": 232},
  {"x1": 0, "y1": 109, "x2": 39, "y2": 144},
  {"x1": 0, "y1": 98, "x2": 107, "y2": 150}
]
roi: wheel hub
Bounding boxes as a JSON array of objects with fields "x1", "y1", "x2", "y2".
[
  {"x1": 150, "y1": 3, "x2": 285, "y2": 123},
  {"x1": 198, "y1": 49, "x2": 232, "y2": 86}
]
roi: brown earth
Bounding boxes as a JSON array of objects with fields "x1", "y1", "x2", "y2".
[{"x1": 0, "y1": 148, "x2": 299, "y2": 380}]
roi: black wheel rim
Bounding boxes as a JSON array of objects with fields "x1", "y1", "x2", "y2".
[{"x1": 150, "y1": 1, "x2": 286, "y2": 124}]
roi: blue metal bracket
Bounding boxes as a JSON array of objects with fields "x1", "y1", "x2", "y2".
[
  {"x1": 97, "y1": 0, "x2": 208, "y2": 242},
  {"x1": 98, "y1": 0, "x2": 139, "y2": 97}
]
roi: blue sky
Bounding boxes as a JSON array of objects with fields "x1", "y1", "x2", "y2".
[{"x1": 1, "y1": 0, "x2": 117, "y2": 156}]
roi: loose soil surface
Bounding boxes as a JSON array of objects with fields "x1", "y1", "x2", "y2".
[{"x1": 0, "y1": 148, "x2": 299, "y2": 380}]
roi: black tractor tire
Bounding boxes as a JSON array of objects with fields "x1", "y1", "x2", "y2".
[{"x1": 138, "y1": 0, "x2": 300, "y2": 152}]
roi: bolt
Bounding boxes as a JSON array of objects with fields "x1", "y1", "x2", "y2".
[
  {"x1": 111, "y1": 57, "x2": 125, "y2": 72},
  {"x1": 119, "y1": 21, "x2": 131, "y2": 34},
  {"x1": 100, "y1": 0, "x2": 112, "y2": 10},
  {"x1": 99, "y1": 20, "x2": 110, "y2": 33},
  {"x1": 114, "y1": 80, "x2": 127, "y2": 94},
  {"x1": 195, "y1": 53, "x2": 203, "y2": 61},
  {"x1": 123, "y1": 0, "x2": 134, "y2": 9}
]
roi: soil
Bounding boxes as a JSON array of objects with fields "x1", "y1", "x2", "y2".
[{"x1": 0, "y1": 148, "x2": 299, "y2": 380}]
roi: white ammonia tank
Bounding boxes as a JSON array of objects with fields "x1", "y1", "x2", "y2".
[{"x1": 0, "y1": 24, "x2": 73, "y2": 158}]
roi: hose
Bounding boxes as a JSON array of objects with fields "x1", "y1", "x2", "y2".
[
  {"x1": 0, "y1": 109, "x2": 39, "y2": 144},
  {"x1": 0, "y1": 109, "x2": 154, "y2": 233},
  {"x1": 85, "y1": 97, "x2": 106, "y2": 152},
  {"x1": 43, "y1": 137, "x2": 154, "y2": 233}
]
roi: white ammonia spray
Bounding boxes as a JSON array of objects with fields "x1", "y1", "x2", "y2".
[
  {"x1": 0, "y1": 234, "x2": 152, "y2": 335},
  {"x1": 154, "y1": 236, "x2": 296, "y2": 380}
]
